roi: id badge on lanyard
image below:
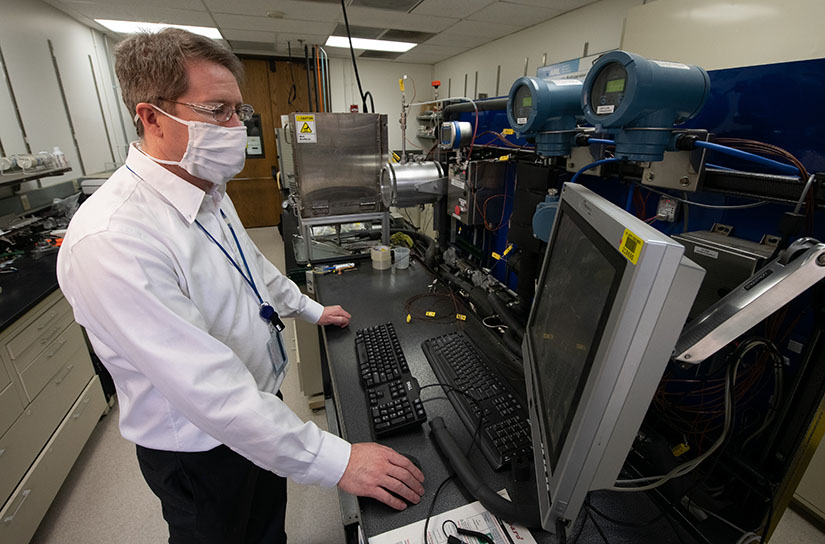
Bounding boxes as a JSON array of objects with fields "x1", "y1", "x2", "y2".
[{"x1": 267, "y1": 324, "x2": 289, "y2": 382}]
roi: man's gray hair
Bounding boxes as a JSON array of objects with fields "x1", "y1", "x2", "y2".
[{"x1": 114, "y1": 28, "x2": 244, "y2": 137}]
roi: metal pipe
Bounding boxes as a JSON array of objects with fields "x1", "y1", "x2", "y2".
[
  {"x1": 0, "y1": 44, "x2": 32, "y2": 153},
  {"x1": 304, "y1": 44, "x2": 314, "y2": 112},
  {"x1": 319, "y1": 47, "x2": 329, "y2": 113},
  {"x1": 88, "y1": 55, "x2": 116, "y2": 164},
  {"x1": 48, "y1": 39, "x2": 86, "y2": 175}
]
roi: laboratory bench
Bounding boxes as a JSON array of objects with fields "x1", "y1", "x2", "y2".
[
  {"x1": 0, "y1": 251, "x2": 108, "y2": 543},
  {"x1": 315, "y1": 258, "x2": 700, "y2": 544}
]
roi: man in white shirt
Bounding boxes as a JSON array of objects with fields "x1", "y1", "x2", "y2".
[{"x1": 57, "y1": 28, "x2": 424, "y2": 544}]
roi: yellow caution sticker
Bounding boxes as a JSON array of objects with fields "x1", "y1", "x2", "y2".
[
  {"x1": 399, "y1": 78, "x2": 405, "y2": 92},
  {"x1": 491, "y1": 252, "x2": 501, "y2": 260},
  {"x1": 456, "y1": 314, "x2": 467, "y2": 321},
  {"x1": 502, "y1": 244, "x2": 513, "y2": 256},
  {"x1": 295, "y1": 114, "x2": 317, "y2": 143},
  {"x1": 425, "y1": 311, "x2": 436, "y2": 318},
  {"x1": 406, "y1": 314, "x2": 412, "y2": 323},
  {"x1": 672, "y1": 443, "x2": 691, "y2": 457},
  {"x1": 502, "y1": 128, "x2": 515, "y2": 135},
  {"x1": 620, "y1": 229, "x2": 644, "y2": 265},
  {"x1": 498, "y1": 155, "x2": 510, "y2": 161}
]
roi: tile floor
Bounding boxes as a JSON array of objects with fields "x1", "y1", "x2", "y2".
[{"x1": 24, "y1": 227, "x2": 825, "y2": 543}]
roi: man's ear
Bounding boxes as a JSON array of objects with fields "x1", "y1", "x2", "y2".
[{"x1": 135, "y1": 103, "x2": 162, "y2": 136}]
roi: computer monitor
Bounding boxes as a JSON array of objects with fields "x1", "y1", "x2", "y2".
[{"x1": 523, "y1": 183, "x2": 705, "y2": 532}]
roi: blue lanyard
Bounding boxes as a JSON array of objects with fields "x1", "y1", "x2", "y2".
[
  {"x1": 125, "y1": 164, "x2": 284, "y2": 331},
  {"x1": 195, "y1": 211, "x2": 285, "y2": 331}
]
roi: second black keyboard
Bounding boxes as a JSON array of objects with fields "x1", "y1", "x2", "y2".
[
  {"x1": 355, "y1": 323, "x2": 427, "y2": 437},
  {"x1": 422, "y1": 331, "x2": 532, "y2": 470}
]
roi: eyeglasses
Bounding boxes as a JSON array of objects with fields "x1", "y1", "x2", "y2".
[{"x1": 160, "y1": 99, "x2": 255, "y2": 123}]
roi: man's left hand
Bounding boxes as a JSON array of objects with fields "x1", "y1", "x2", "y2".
[{"x1": 318, "y1": 305, "x2": 351, "y2": 327}]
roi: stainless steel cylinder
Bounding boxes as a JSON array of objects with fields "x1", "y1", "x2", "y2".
[{"x1": 381, "y1": 161, "x2": 446, "y2": 208}]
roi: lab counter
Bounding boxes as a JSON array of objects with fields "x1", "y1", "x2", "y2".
[
  {"x1": 315, "y1": 258, "x2": 695, "y2": 544},
  {"x1": 0, "y1": 253, "x2": 59, "y2": 333}
]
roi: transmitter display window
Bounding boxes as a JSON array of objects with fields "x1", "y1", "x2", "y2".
[
  {"x1": 512, "y1": 84, "x2": 533, "y2": 125},
  {"x1": 589, "y1": 63, "x2": 627, "y2": 115}
]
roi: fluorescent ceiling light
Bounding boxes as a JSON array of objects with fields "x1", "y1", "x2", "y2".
[
  {"x1": 325, "y1": 36, "x2": 415, "y2": 53},
  {"x1": 95, "y1": 19, "x2": 223, "y2": 40}
]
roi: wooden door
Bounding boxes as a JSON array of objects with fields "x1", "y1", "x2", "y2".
[{"x1": 228, "y1": 58, "x2": 311, "y2": 227}]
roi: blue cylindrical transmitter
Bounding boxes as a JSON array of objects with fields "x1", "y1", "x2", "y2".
[
  {"x1": 582, "y1": 51, "x2": 710, "y2": 162},
  {"x1": 507, "y1": 77, "x2": 583, "y2": 157},
  {"x1": 440, "y1": 121, "x2": 472, "y2": 149}
]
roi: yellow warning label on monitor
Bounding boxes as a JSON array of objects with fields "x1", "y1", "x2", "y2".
[
  {"x1": 456, "y1": 314, "x2": 467, "y2": 321},
  {"x1": 491, "y1": 252, "x2": 501, "y2": 260},
  {"x1": 425, "y1": 311, "x2": 436, "y2": 317},
  {"x1": 502, "y1": 128, "x2": 515, "y2": 135},
  {"x1": 620, "y1": 229, "x2": 644, "y2": 265},
  {"x1": 296, "y1": 115, "x2": 315, "y2": 122}
]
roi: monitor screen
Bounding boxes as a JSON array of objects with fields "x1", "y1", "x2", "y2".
[{"x1": 529, "y1": 201, "x2": 626, "y2": 468}]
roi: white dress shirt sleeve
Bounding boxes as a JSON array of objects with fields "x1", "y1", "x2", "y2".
[
  {"x1": 248, "y1": 233, "x2": 325, "y2": 324},
  {"x1": 63, "y1": 230, "x2": 350, "y2": 487}
]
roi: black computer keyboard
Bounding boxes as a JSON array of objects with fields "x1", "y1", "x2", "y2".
[
  {"x1": 355, "y1": 323, "x2": 427, "y2": 437},
  {"x1": 422, "y1": 331, "x2": 532, "y2": 470}
]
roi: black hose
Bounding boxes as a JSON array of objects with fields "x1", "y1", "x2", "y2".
[
  {"x1": 487, "y1": 292, "x2": 526, "y2": 340},
  {"x1": 502, "y1": 330, "x2": 523, "y2": 358},
  {"x1": 429, "y1": 417, "x2": 542, "y2": 528},
  {"x1": 442, "y1": 98, "x2": 508, "y2": 121},
  {"x1": 392, "y1": 228, "x2": 437, "y2": 268},
  {"x1": 341, "y1": 0, "x2": 368, "y2": 113},
  {"x1": 303, "y1": 45, "x2": 314, "y2": 112},
  {"x1": 469, "y1": 287, "x2": 494, "y2": 317},
  {"x1": 310, "y1": 46, "x2": 319, "y2": 113}
]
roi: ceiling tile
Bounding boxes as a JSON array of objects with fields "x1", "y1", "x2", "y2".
[
  {"x1": 219, "y1": 28, "x2": 276, "y2": 43},
  {"x1": 214, "y1": 13, "x2": 335, "y2": 34},
  {"x1": 395, "y1": 43, "x2": 468, "y2": 63},
  {"x1": 66, "y1": 0, "x2": 204, "y2": 9},
  {"x1": 380, "y1": 29, "x2": 437, "y2": 43},
  {"x1": 331, "y1": 23, "x2": 386, "y2": 39},
  {"x1": 67, "y1": 3, "x2": 215, "y2": 26},
  {"x1": 422, "y1": 31, "x2": 493, "y2": 49},
  {"x1": 446, "y1": 19, "x2": 523, "y2": 40},
  {"x1": 412, "y1": 0, "x2": 494, "y2": 18},
  {"x1": 504, "y1": 0, "x2": 595, "y2": 9},
  {"x1": 359, "y1": 50, "x2": 404, "y2": 60},
  {"x1": 468, "y1": 1, "x2": 563, "y2": 27},
  {"x1": 345, "y1": 6, "x2": 458, "y2": 33},
  {"x1": 202, "y1": 0, "x2": 342, "y2": 22},
  {"x1": 351, "y1": 0, "x2": 422, "y2": 11}
]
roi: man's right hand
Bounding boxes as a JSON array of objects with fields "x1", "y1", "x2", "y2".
[{"x1": 337, "y1": 443, "x2": 425, "y2": 510}]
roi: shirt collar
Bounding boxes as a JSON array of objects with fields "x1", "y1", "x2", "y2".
[{"x1": 125, "y1": 142, "x2": 208, "y2": 224}]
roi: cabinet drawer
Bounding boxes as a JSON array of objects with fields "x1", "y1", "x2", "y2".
[
  {"x1": 0, "y1": 376, "x2": 105, "y2": 544},
  {"x1": 5, "y1": 297, "x2": 73, "y2": 368},
  {"x1": 0, "y1": 353, "x2": 93, "y2": 506},
  {"x1": 0, "y1": 382, "x2": 23, "y2": 438},
  {"x1": 18, "y1": 323, "x2": 85, "y2": 402}
]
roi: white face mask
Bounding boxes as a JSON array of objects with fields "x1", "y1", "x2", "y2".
[{"x1": 141, "y1": 106, "x2": 248, "y2": 186}]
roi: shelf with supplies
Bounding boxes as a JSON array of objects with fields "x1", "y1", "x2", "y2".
[{"x1": 0, "y1": 167, "x2": 72, "y2": 189}]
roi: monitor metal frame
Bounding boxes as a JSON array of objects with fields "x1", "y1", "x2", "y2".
[{"x1": 522, "y1": 182, "x2": 705, "y2": 531}]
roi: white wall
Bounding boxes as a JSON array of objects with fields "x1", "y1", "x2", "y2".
[
  {"x1": 623, "y1": 0, "x2": 825, "y2": 70},
  {"x1": 434, "y1": 0, "x2": 644, "y2": 99},
  {"x1": 0, "y1": 0, "x2": 133, "y2": 189},
  {"x1": 328, "y1": 57, "x2": 434, "y2": 153}
]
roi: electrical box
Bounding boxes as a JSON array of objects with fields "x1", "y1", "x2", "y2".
[
  {"x1": 672, "y1": 225, "x2": 778, "y2": 319},
  {"x1": 447, "y1": 161, "x2": 507, "y2": 226}
]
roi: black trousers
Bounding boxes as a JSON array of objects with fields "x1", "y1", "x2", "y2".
[{"x1": 136, "y1": 443, "x2": 287, "y2": 544}]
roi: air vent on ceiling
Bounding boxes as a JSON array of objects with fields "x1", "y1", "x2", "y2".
[
  {"x1": 351, "y1": 0, "x2": 424, "y2": 12},
  {"x1": 229, "y1": 40, "x2": 276, "y2": 52},
  {"x1": 332, "y1": 23, "x2": 385, "y2": 39},
  {"x1": 359, "y1": 50, "x2": 404, "y2": 60},
  {"x1": 380, "y1": 29, "x2": 436, "y2": 43}
]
